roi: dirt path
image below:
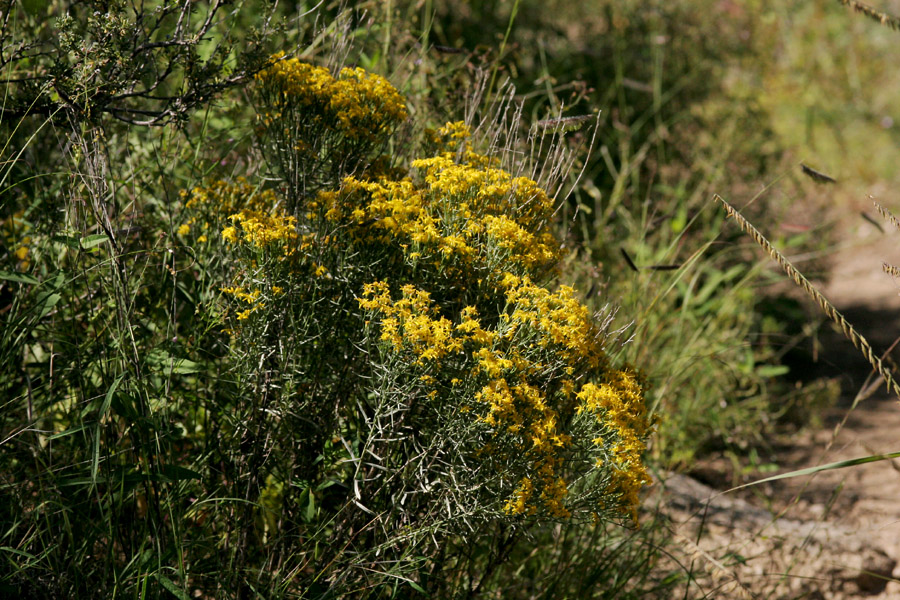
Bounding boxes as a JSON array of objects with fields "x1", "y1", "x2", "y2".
[
  {"x1": 772, "y1": 217, "x2": 900, "y2": 597},
  {"x1": 776, "y1": 265, "x2": 900, "y2": 562},
  {"x1": 660, "y1": 216, "x2": 900, "y2": 599}
]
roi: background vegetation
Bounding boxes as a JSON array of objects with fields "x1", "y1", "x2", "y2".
[{"x1": 3, "y1": 0, "x2": 897, "y2": 597}]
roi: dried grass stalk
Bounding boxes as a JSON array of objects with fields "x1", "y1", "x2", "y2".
[
  {"x1": 874, "y1": 201, "x2": 900, "y2": 232},
  {"x1": 883, "y1": 263, "x2": 900, "y2": 278},
  {"x1": 837, "y1": 0, "x2": 900, "y2": 30},
  {"x1": 715, "y1": 194, "x2": 900, "y2": 398}
]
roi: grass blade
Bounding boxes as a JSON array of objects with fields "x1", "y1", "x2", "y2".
[{"x1": 728, "y1": 451, "x2": 900, "y2": 492}]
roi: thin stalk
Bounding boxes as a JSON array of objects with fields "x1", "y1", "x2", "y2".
[{"x1": 716, "y1": 193, "x2": 900, "y2": 398}]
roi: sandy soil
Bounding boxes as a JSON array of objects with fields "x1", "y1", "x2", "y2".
[{"x1": 773, "y1": 215, "x2": 900, "y2": 598}]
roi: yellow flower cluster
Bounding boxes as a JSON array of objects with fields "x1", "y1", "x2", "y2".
[
  {"x1": 322, "y1": 142, "x2": 562, "y2": 273},
  {"x1": 424, "y1": 121, "x2": 500, "y2": 169},
  {"x1": 358, "y1": 273, "x2": 650, "y2": 520},
  {"x1": 477, "y1": 276, "x2": 615, "y2": 518},
  {"x1": 425, "y1": 120, "x2": 474, "y2": 150},
  {"x1": 476, "y1": 376, "x2": 573, "y2": 519},
  {"x1": 255, "y1": 57, "x2": 333, "y2": 110},
  {"x1": 501, "y1": 274, "x2": 606, "y2": 370},
  {"x1": 223, "y1": 209, "x2": 298, "y2": 251},
  {"x1": 505, "y1": 477, "x2": 534, "y2": 515},
  {"x1": 330, "y1": 66, "x2": 409, "y2": 141},
  {"x1": 221, "y1": 285, "x2": 266, "y2": 321},
  {"x1": 255, "y1": 53, "x2": 408, "y2": 142},
  {"x1": 576, "y1": 369, "x2": 653, "y2": 521},
  {"x1": 412, "y1": 154, "x2": 555, "y2": 231},
  {"x1": 359, "y1": 281, "x2": 469, "y2": 365}
]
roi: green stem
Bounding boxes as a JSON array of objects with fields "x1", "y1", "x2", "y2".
[{"x1": 486, "y1": 0, "x2": 521, "y2": 103}]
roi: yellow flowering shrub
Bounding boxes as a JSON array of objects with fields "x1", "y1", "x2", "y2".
[{"x1": 175, "y1": 55, "x2": 653, "y2": 596}]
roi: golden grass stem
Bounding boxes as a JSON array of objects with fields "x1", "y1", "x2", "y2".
[
  {"x1": 715, "y1": 194, "x2": 900, "y2": 398},
  {"x1": 837, "y1": 0, "x2": 900, "y2": 30},
  {"x1": 874, "y1": 200, "x2": 900, "y2": 232}
]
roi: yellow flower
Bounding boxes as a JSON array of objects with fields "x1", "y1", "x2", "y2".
[
  {"x1": 222, "y1": 226, "x2": 239, "y2": 244},
  {"x1": 255, "y1": 54, "x2": 407, "y2": 141},
  {"x1": 225, "y1": 209, "x2": 297, "y2": 251},
  {"x1": 504, "y1": 478, "x2": 535, "y2": 515}
]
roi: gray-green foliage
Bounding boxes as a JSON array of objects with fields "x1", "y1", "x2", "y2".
[{"x1": 2, "y1": 0, "x2": 277, "y2": 125}]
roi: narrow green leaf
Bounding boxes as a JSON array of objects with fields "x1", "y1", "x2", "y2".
[
  {"x1": 101, "y1": 374, "x2": 125, "y2": 417},
  {"x1": 730, "y1": 451, "x2": 900, "y2": 492},
  {"x1": 90, "y1": 426, "x2": 101, "y2": 488},
  {"x1": 755, "y1": 365, "x2": 790, "y2": 378},
  {"x1": 406, "y1": 580, "x2": 427, "y2": 595},
  {"x1": 306, "y1": 490, "x2": 316, "y2": 522},
  {"x1": 58, "y1": 477, "x2": 96, "y2": 487},
  {"x1": 154, "y1": 574, "x2": 190, "y2": 600},
  {"x1": 46, "y1": 424, "x2": 89, "y2": 440},
  {"x1": 38, "y1": 293, "x2": 61, "y2": 318},
  {"x1": 82, "y1": 374, "x2": 125, "y2": 419},
  {"x1": 0, "y1": 546, "x2": 37, "y2": 560},
  {"x1": 0, "y1": 271, "x2": 39, "y2": 285},
  {"x1": 80, "y1": 234, "x2": 109, "y2": 249}
]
